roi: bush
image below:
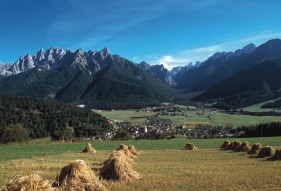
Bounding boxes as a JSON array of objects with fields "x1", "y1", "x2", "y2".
[
  {"x1": 0, "y1": 124, "x2": 29, "y2": 144},
  {"x1": 51, "y1": 129, "x2": 74, "y2": 141},
  {"x1": 113, "y1": 129, "x2": 132, "y2": 140}
]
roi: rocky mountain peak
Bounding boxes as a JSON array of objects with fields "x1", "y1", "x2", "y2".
[
  {"x1": 233, "y1": 43, "x2": 256, "y2": 56},
  {"x1": 138, "y1": 61, "x2": 151, "y2": 70},
  {"x1": 34, "y1": 48, "x2": 45, "y2": 61},
  {"x1": 207, "y1": 43, "x2": 256, "y2": 62},
  {"x1": 101, "y1": 47, "x2": 110, "y2": 57},
  {"x1": 256, "y1": 38, "x2": 281, "y2": 52},
  {"x1": 243, "y1": 43, "x2": 256, "y2": 51},
  {"x1": 170, "y1": 66, "x2": 183, "y2": 77},
  {"x1": 75, "y1": 48, "x2": 84, "y2": 54}
]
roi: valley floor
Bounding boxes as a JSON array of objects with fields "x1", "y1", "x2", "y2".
[
  {"x1": 94, "y1": 106, "x2": 281, "y2": 128},
  {"x1": 0, "y1": 137, "x2": 281, "y2": 190}
]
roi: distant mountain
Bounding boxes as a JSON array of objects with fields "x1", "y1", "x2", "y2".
[
  {"x1": 172, "y1": 63, "x2": 194, "y2": 84},
  {"x1": 170, "y1": 66, "x2": 184, "y2": 77},
  {"x1": 194, "y1": 39, "x2": 281, "y2": 91},
  {"x1": 148, "y1": 64, "x2": 177, "y2": 87},
  {"x1": 170, "y1": 62, "x2": 201, "y2": 77},
  {"x1": 207, "y1": 43, "x2": 256, "y2": 62},
  {"x1": 137, "y1": 61, "x2": 151, "y2": 71},
  {"x1": 136, "y1": 62, "x2": 176, "y2": 87},
  {"x1": 170, "y1": 63, "x2": 193, "y2": 77},
  {"x1": 174, "y1": 42, "x2": 257, "y2": 90},
  {"x1": 193, "y1": 60, "x2": 281, "y2": 109},
  {"x1": 0, "y1": 48, "x2": 173, "y2": 109},
  {"x1": 194, "y1": 61, "x2": 202, "y2": 67},
  {"x1": 0, "y1": 62, "x2": 13, "y2": 76}
]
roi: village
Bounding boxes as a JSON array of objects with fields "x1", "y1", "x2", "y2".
[{"x1": 105, "y1": 104, "x2": 244, "y2": 140}]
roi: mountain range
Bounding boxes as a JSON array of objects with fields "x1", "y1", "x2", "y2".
[
  {"x1": 1, "y1": 38, "x2": 281, "y2": 109},
  {"x1": 0, "y1": 48, "x2": 173, "y2": 109},
  {"x1": 173, "y1": 43, "x2": 257, "y2": 90}
]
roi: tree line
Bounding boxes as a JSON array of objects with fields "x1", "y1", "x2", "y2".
[
  {"x1": 0, "y1": 95, "x2": 111, "y2": 143},
  {"x1": 239, "y1": 122, "x2": 281, "y2": 137}
]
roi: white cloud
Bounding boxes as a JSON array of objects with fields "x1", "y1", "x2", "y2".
[
  {"x1": 149, "y1": 45, "x2": 224, "y2": 70},
  {"x1": 152, "y1": 55, "x2": 191, "y2": 70}
]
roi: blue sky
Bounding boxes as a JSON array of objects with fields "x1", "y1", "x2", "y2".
[{"x1": 1, "y1": 0, "x2": 281, "y2": 69}]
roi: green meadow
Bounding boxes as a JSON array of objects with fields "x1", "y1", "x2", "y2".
[{"x1": 94, "y1": 105, "x2": 281, "y2": 128}]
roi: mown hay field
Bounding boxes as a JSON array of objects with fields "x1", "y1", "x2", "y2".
[{"x1": 1, "y1": 137, "x2": 281, "y2": 190}]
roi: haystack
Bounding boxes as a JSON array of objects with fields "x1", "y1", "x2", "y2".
[
  {"x1": 82, "y1": 143, "x2": 97, "y2": 153},
  {"x1": 117, "y1": 144, "x2": 137, "y2": 159},
  {"x1": 267, "y1": 149, "x2": 281, "y2": 161},
  {"x1": 235, "y1": 141, "x2": 250, "y2": 152},
  {"x1": 117, "y1": 144, "x2": 128, "y2": 150},
  {"x1": 248, "y1": 143, "x2": 262, "y2": 155},
  {"x1": 220, "y1": 140, "x2": 231, "y2": 150},
  {"x1": 2, "y1": 174, "x2": 56, "y2": 191},
  {"x1": 99, "y1": 151, "x2": 140, "y2": 182},
  {"x1": 224, "y1": 141, "x2": 233, "y2": 150},
  {"x1": 257, "y1": 146, "x2": 275, "y2": 158},
  {"x1": 184, "y1": 143, "x2": 197, "y2": 150},
  {"x1": 128, "y1": 145, "x2": 140, "y2": 156},
  {"x1": 231, "y1": 140, "x2": 242, "y2": 151},
  {"x1": 52, "y1": 160, "x2": 107, "y2": 191}
]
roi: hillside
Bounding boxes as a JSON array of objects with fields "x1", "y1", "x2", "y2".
[
  {"x1": 81, "y1": 58, "x2": 174, "y2": 109},
  {"x1": 0, "y1": 95, "x2": 111, "y2": 142},
  {"x1": 193, "y1": 60, "x2": 281, "y2": 109}
]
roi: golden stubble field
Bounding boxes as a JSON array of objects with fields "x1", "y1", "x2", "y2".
[{"x1": 1, "y1": 148, "x2": 281, "y2": 191}]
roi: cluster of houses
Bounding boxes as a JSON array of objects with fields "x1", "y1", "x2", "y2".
[
  {"x1": 105, "y1": 115, "x2": 246, "y2": 140},
  {"x1": 184, "y1": 124, "x2": 245, "y2": 139},
  {"x1": 105, "y1": 115, "x2": 177, "y2": 139},
  {"x1": 142, "y1": 104, "x2": 187, "y2": 116}
]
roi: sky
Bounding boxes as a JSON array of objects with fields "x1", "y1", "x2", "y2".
[{"x1": 1, "y1": 0, "x2": 281, "y2": 69}]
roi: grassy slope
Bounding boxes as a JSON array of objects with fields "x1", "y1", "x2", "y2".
[
  {"x1": 243, "y1": 97, "x2": 281, "y2": 112},
  {"x1": 92, "y1": 109, "x2": 157, "y2": 125},
  {"x1": 1, "y1": 138, "x2": 281, "y2": 190}
]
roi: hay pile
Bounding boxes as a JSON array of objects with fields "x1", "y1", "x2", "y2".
[
  {"x1": 128, "y1": 145, "x2": 140, "y2": 156},
  {"x1": 99, "y1": 151, "x2": 140, "y2": 182},
  {"x1": 117, "y1": 144, "x2": 128, "y2": 151},
  {"x1": 116, "y1": 144, "x2": 137, "y2": 159},
  {"x1": 235, "y1": 141, "x2": 250, "y2": 152},
  {"x1": 184, "y1": 142, "x2": 197, "y2": 150},
  {"x1": 220, "y1": 140, "x2": 231, "y2": 149},
  {"x1": 224, "y1": 141, "x2": 234, "y2": 150},
  {"x1": 231, "y1": 140, "x2": 242, "y2": 151},
  {"x1": 257, "y1": 146, "x2": 275, "y2": 158},
  {"x1": 82, "y1": 143, "x2": 96, "y2": 153},
  {"x1": 53, "y1": 160, "x2": 107, "y2": 191},
  {"x1": 248, "y1": 143, "x2": 262, "y2": 155},
  {"x1": 267, "y1": 149, "x2": 281, "y2": 161},
  {"x1": 2, "y1": 174, "x2": 56, "y2": 191}
]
